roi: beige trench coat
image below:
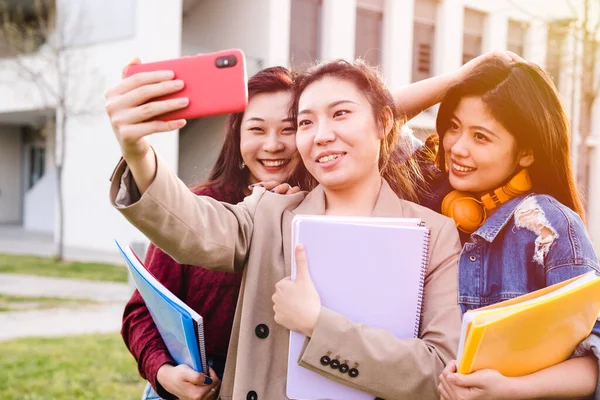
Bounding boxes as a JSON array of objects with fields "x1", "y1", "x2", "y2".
[{"x1": 110, "y1": 153, "x2": 463, "y2": 400}]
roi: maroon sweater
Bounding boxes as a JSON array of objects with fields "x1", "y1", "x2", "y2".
[{"x1": 121, "y1": 185, "x2": 243, "y2": 399}]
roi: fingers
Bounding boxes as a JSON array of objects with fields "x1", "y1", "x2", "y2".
[
  {"x1": 294, "y1": 244, "x2": 310, "y2": 280},
  {"x1": 286, "y1": 185, "x2": 301, "y2": 194},
  {"x1": 249, "y1": 181, "x2": 300, "y2": 195},
  {"x1": 437, "y1": 381, "x2": 452, "y2": 400},
  {"x1": 121, "y1": 56, "x2": 141, "y2": 79},
  {"x1": 112, "y1": 96, "x2": 189, "y2": 126},
  {"x1": 201, "y1": 368, "x2": 221, "y2": 400},
  {"x1": 184, "y1": 369, "x2": 215, "y2": 386},
  {"x1": 505, "y1": 50, "x2": 525, "y2": 63},
  {"x1": 106, "y1": 70, "x2": 176, "y2": 99},
  {"x1": 271, "y1": 183, "x2": 295, "y2": 194},
  {"x1": 439, "y1": 372, "x2": 457, "y2": 400},
  {"x1": 106, "y1": 78, "x2": 186, "y2": 113}
]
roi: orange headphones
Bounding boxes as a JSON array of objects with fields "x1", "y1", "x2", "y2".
[{"x1": 441, "y1": 169, "x2": 532, "y2": 234}]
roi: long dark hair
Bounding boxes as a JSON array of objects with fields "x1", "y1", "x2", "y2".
[
  {"x1": 436, "y1": 59, "x2": 585, "y2": 220},
  {"x1": 192, "y1": 66, "x2": 308, "y2": 195},
  {"x1": 289, "y1": 59, "x2": 424, "y2": 202}
]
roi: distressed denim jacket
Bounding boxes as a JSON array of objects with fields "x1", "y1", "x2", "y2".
[{"x1": 459, "y1": 193, "x2": 600, "y2": 398}]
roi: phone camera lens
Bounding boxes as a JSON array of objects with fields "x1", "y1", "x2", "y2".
[{"x1": 216, "y1": 56, "x2": 237, "y2": 68}]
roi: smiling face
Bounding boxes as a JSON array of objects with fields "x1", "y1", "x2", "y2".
[
  {"x1": 295, "y1": 77, "x2": 384, "y2": 191},
  {"x1": 239, "y1": 91, "x2": 300, "y2": 184},
  {"x1": 442, "y1": 96, "x2": 534, "y2": 194}
]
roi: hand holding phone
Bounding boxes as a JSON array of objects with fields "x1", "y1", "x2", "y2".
[
  {"x1": 105, "y1": 49, "x2": 249, "y2": 191},
  {"x1": 123, "y1": 49, "x2": 248, "y2": 121}
]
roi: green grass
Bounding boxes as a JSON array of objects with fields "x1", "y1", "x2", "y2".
[
  {"x1": 0, "y1": 253, "x2": 128, "y2": 283},
  {"x1": 0, "y1": 333, "x2": 146, "y2": 399},
  {"x1": 0, "y1": 294, "x2": 97, "y2": 312}
]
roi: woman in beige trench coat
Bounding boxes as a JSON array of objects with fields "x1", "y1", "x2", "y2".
[{"x1": 107, "y1": 60, "x2": 464, "y2": 400}]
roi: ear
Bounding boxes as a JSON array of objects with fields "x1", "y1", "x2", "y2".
[
  {"x1": 379, "y1": 106, "x2": 394, "y2": 139},
  {"x1": 518, "y1": 148, "x2": 534, "y2": 168}
]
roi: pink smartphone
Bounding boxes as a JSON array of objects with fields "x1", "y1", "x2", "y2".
[{"x1": 123, "y1": 49, "x2": 248, "y2": 121}]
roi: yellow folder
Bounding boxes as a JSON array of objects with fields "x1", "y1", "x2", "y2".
[{"x1": 457, "y1": 272, "x2": 600, "y2": 377}]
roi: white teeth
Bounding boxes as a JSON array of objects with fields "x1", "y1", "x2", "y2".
[
  {"x1": 318, "y1": 154, "x2": 341, "y2": 163},
  {"x1": 453, "y1": 163, "x2": 475, "y2": 172},
  {"x1": 262, "y1": 160, "x2": 287, "y2": 167}
]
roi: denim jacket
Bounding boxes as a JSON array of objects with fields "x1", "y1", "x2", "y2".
[{"x1": 459, "y1": 193, "x2": 600, "y2": 398}]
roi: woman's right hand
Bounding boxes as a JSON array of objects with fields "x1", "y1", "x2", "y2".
[
  {"x1": 156, "y1": 364, "x2": 220, "y2": 400},
  {"x1": 453, "y1": 51, "x2": 525, "y2": 84},
  {"x1": 104, "y1": 57, "x2": 189, "y2": 191}
]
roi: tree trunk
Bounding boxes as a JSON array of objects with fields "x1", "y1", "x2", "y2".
[
  {"x1": 56, "y1": 163, "x2": 64, "y2": 261},
  {"x1": 55, "y1": 110, "x2": 67, "y2": 262}
]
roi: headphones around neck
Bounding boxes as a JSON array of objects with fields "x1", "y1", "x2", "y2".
[{"x1": 441, "y1": 169, "x2": 532, "y2": 234}]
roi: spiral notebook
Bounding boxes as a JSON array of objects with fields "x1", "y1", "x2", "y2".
[
  {"x1": 115, "y1": 240, "x2": 208, "y2": 374},
  {"x1": 287, "y1": 215, "x2": 430, "y2": 400}
]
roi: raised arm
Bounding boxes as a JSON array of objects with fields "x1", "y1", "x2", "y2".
[
  {"x1": 395, "y1": 51, "x2": 525, "y2": 120},
  {"x1": 105, "y1": 58, "x2": 260, "y2": 271},
  {"x1": 109, "y1": 152, "x2": 259, "y2": 272}
]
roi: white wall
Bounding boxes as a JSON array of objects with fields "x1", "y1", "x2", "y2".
[
  {"x1": 0, "y1": 126, "x2": 22, "y2": 223},
  {"x1": 181, "y1": 0, "x2": 271, "y2": 73},
  {"x1": 24, "y1": 170, "x2": 55, "y2": 233},
  {"x1": 178, "y1": 115, "x2": 227, "y2": 187},
  {"x1": 57, "y1": 0, "x2": 183, "y2": 254},
  {"x1": 320, "y1": 0, "x2": 357, "y2": 61}
]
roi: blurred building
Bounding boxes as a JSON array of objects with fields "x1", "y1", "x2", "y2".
[{"x1": 0, "y1": 0, "x2": 598, "y2": 260}]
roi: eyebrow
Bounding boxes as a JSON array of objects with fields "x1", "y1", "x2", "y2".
[
  {"x1": 244, "y1": 117, "x2": 295, "y2": 123},
  {"x1": 451, "y1": 114, "x2": 500, "y2": 139},
  {"x1": 298, "y1": 100, "x2": 359, "y2": 116}
]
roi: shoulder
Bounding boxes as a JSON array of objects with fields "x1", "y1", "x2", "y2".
[
  {"x1": 399, "y1": 199, "x2": 457, "y2": 233},
  {"x1": 242, "y1": 187, "x2": 309, "y2": 217},
  {"x1": 513, "y1": 194, "x2": 598, "y2": 267},
  {"x1": 191, "y1": 184, "x2": 242, "y2": 203},
  {"x1": 513, "y1": 194, "x2": 584, "y2": 235},
  {"x1": 398, "y1": 199, "x2": 461, "y2": 254}
]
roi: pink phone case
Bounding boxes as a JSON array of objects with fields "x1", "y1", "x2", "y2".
[{"x1": 124, "y1": 49, "x2": 248, "y2": 121}]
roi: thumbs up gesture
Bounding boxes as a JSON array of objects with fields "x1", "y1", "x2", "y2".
[{"x1": 272, "y1": 244, "x2": 321, "y2": 337}]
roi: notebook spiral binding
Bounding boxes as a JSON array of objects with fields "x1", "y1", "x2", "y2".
[
  {"x1": 414, "y1": 223, "x2": 430, "y2": 338},
  {"x1": 195, "y1": 322, "x2": 209, "y2": 374}
]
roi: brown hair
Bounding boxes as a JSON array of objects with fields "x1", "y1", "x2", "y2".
[
  {"x1": 192, "y1": 66, "x2": 308, "y2": 194},
  {"x1": 289, "y1": 59, "x2": 423, "y2": 202},
  {"x1": 436, "y1": 59, "x2": 585, "y2": 220}
]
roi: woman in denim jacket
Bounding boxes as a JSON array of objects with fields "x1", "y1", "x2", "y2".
[{"x1": 435, "y1": 58, "x2": 600, "y2": 399}]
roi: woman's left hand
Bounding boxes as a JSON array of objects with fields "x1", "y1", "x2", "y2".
[
  {"x1": 272, "y1": 244, "x2": 321, "y2": 337},
  {"x1": 438, "y1": 360, "x2": 517, "y2": 400}
]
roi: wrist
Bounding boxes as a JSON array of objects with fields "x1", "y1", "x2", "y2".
[
  {"x1": 127, "y1": 146, "x2": 157, "y2": 194},
  {"x1": 505, "y1": 376, "x2": 535, "y2": 400},
  {"x1": 302, "y1": 307, "x2": 321, "y2": 337},
  {"x1": 156, "y1": 363, "x2": 175, "y2": 388}
]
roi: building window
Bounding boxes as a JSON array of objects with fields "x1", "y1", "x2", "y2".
[
  {"x1": 463, "y1": 8, "x2": 486, "y2": 64},
  {"x1": 289, "y1": 0, "x2": 322, "y2": 68},
  {"x1": 546, "y1": 21, "x2": 569, "y2": 89},
  {"x1": 355, "y1": 0, "x2": 383, "y2": 66},
  {"x1": 0, "y1": 0, "x2": 56, "y2": 57},
  {"x1": 507, "y1": 19, "x2": 528, "y2": 56},
  {"x1": 412, "y1": 0, "x2": 437, "y2": 82},
  {"x1": 28, "y1": 145, "x2": 46, "y2": 189}
]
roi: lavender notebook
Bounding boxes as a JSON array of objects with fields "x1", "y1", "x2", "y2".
[{"x1": 287, "y1": 215, "x2": 430, "y2": 400}]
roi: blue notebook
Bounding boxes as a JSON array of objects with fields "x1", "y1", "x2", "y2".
[
  {"x1": 116, "y1": 240, "x2": 207, "y2": 373},
  {"x1": 287, "y1": 215, "x2": 430, "y2": 400}
]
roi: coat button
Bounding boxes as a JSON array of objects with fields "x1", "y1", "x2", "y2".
[
  {"x1": 247, "y1": 390, "x2": 258, "y2": 400},
  {"x1": 255, "y1": 324, "x2": 269, "y2": 339},
  {"x1": 348, "y1": 368, "x2": 359, "y2": 378},
  {"x1": 320, "y1": 355, "x2": 331, "y2": 366},
  {"x1": 469, "y1": 255, "x2": 477, "y2": 262},
  {"x1": 339, "y1": 363, "x2": 349, "y2": 373},
  {"x1": 330, "y1": 359, "x2": 340, "y2": 369}
]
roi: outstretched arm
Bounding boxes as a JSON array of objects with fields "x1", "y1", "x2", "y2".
[{"x1": 394, "y1": 51, "x2": 524, "y2": 120}]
